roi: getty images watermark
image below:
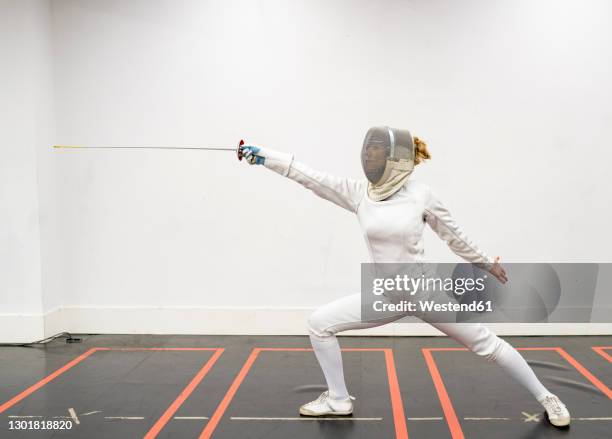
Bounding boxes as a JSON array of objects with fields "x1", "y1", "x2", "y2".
[
  {"x1": 361, "y1": 263, "x2": 612, "y2": 323},
  {"x1": 370, "y1": 271, "x2": 491, "y2": 314}
]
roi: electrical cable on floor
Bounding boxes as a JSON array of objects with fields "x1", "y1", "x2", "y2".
[{"x1": 0, "y1": 331, "x2": 83, "y2": 347}]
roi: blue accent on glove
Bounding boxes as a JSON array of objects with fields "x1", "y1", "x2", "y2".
[{"x1": 242, "y1": 145, "x2": 265, "y2": 165}]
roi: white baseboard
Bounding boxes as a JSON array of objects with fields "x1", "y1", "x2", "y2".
[
  {"x1": 1, "y1": 307, "x2": 611, "y2": 342},
  {"x1": 0, "y1": 313, "x2": 45, "y2": 343},
  {"x1": 43, "y1": 307, "x2": 612, "y2": 337},
  {"x1": 44, "y1": 307, "x2": 65, "y2": 337}
]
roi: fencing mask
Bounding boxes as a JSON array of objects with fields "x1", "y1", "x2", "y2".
[{"x1": 361, "y1": 126, "x2": 415, "y2": 201}]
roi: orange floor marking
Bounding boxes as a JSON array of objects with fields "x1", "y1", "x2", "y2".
[
  {"x1": 0, "y1": 347, "x2": 223, "y2": 439},
  {"x1": 198, "y1": 347, "x2": 409, "y2": 439},
  {"x1": 592, "y1": 346, "x2": 612, "y2": 363},
  {"x1": 423, "y1": 346, "x2": 612, "y2": 439}
]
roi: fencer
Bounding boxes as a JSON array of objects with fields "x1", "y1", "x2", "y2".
[{"x1": 240, "y1": 127, "x2": 570, "y2": 427}]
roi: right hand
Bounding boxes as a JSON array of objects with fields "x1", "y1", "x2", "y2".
[{"x1": 242, "y1": 145, "x2": 265, "y2": 165}]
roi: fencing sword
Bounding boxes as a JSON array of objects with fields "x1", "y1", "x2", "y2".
[{"x1": 53, "y1": 139, "x2": 247, "y2": 161}]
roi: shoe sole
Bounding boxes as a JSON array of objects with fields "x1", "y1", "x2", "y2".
[
  {"x1": 549, "y1": 418, "x2": 570, "y2": 427},
  {"x1": 545, "y1": 411, "x2": 570, "y2": 427},
  {"x1": 299, "y1": 408, "x2": 353, "y2": 417}
]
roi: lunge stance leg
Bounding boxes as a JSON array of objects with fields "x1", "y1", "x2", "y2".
[
  {"x1": 301, "y1": 293, "x2": 403, "y2": 416},
  {"x1": 428, "y1": 322, "x2": 571, "y2": 426}
]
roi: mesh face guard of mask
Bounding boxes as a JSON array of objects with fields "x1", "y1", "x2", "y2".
[{"x1": 361, "y1": 126, "x2": 415, "y2": 185}]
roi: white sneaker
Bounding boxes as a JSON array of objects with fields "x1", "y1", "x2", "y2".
[
  {"x1": 538, "y1": 394, "x2": 570, "y2": 427},
  {"x1": 299, "y1": 391, "x2": 354, "y2": 416}
]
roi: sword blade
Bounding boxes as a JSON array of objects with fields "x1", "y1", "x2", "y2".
[{"x1": 53, "y1": 145, "x2": 236, "y2": 151}]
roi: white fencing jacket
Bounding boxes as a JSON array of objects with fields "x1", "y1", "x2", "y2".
[{"x1": 263, "y1": 149, "x2": 493, "y2": 270}]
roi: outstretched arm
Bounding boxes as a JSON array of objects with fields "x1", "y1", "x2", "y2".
[{"x1": 242, "y1": 145, "x2": 366, "y2": 213}]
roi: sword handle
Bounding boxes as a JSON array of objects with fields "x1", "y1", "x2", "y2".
[{"x1": 237, "y1": 139, "x2": 245, "y2": 161}]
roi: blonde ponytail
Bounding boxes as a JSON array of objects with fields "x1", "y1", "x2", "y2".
[{"x1": 414, "y1": 136, "x2": 431, "y2": 165}]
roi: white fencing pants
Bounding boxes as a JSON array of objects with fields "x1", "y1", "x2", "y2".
[{"x1": 308, "y1": 293, "x2": 550, "y2": 401}]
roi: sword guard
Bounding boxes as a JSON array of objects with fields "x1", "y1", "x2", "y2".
[{"x1": 237, "y1": 139, "x2": 245, "y2": 161}]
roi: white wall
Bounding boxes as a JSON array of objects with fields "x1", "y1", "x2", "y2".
[
  {"x1": 0, "y1": 0, "x2": 54, "y2": 341},
  {"x1": 3, "y1": 0, "x2": 612, "y2": 337}
]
